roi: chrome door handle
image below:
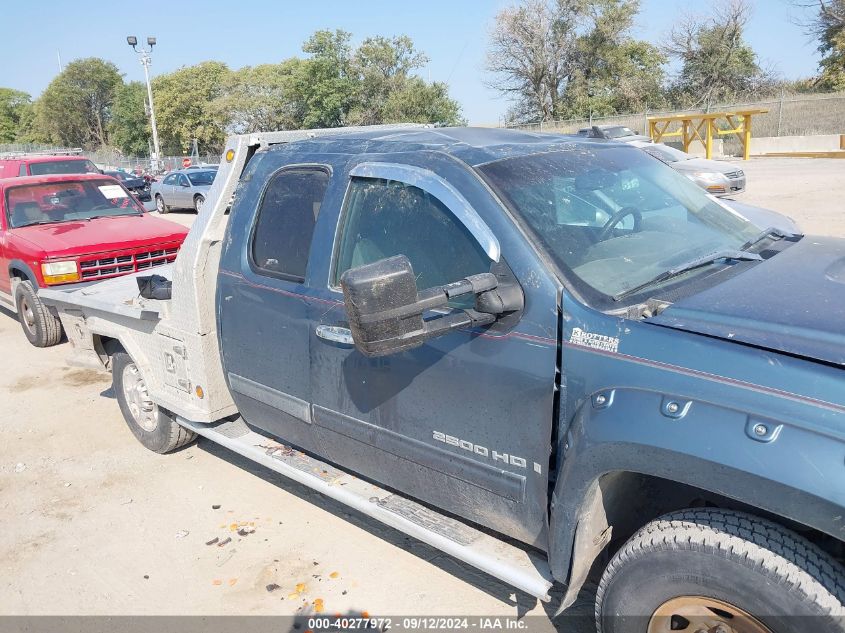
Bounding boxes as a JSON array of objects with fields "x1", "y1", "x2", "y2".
[{"x1": 315, "y1": 325, "x2": 354, "y2": 345}]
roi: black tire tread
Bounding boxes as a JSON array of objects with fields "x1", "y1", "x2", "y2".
[
  {"x1": 161, "y1": 420, "x2": 196, "y2": 453},
  {"x1": 16, "y1": 281, "x2": 62, "y2": 347},
  {"x1": 595, "y1": 508, "x2": 845, "y2": 628},
  {"x1": 112, "y1": 352, "x2": 196, "y2": 454}
]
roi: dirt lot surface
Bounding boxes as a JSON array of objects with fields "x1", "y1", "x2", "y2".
[
  {"x1": 739, "y1": 157, "x2": 845, "y2": 237},
  {"x1": 0, "y1": 157, "x2": 840, "y2": 625}
]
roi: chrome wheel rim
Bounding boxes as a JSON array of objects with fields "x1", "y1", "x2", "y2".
[
  {"x1": 19, "y1": 296, "x2": 35, "y2": 333},
  {"x1": 195, "y1": 196, "x2": 203, "y2": 211},
  {"x1": 122, "y1": 363, "x2": 158, "y2": 432},
  {"x1": 648, "y1": 596, "x2": 772, "y2": 633},
  {"x1": 156, "y1": 196, "x2": 164, "y2": 212}
]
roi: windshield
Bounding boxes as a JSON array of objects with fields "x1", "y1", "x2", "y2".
[
  {"x1": 28, "y1": 159, "x2": 99, "y2": 176},
  {"x1": 6, "y1": 178, "x2": 143, "y2": 228},
  {"x1": 187, "y1": 171, "x2": 215, "y2": 186},
  {"x1": 641, "y1": 144, "x2": 691, "y2": 164},
  {"x1": 478, "y1": 146, "x2": 760, "y2": 299}
]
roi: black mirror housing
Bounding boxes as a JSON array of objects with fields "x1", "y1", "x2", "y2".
[
  {"x1": 340, "y1": 255, "x2": 504, "y2": 358},
  {"x1": 342, "y1": 255, "x2": 426, "y2": 357}
]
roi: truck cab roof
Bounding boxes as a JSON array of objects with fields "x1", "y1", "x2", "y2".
[{"x1": 267, "y1": 126, "x2": 616, "y2": 167}]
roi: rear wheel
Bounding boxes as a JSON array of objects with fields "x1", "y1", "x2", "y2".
[
  {"x1": 596, "y1": 509, "x2": 845, "y2": 633},
  {"x1": 193, "y1": 194, "x2": 205, "y2": 213},
  {"x1": 15, "y1": 280, "x2": 62, "y2": 347},
  {"x1": 112, "y1": 351, "x2": 196, "y2": 453},
  {"x1": 155, "y1": 194, "x2": 169, "y2": 214}
]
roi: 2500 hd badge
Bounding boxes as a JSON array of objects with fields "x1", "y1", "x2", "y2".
[{"x1": 433, "y1": 431, "x2": 543, "y2": 474}]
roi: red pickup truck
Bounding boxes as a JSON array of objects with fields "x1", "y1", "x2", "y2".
[{"x1": 0, "y1": 173, "x2": 188, "y2": 346}]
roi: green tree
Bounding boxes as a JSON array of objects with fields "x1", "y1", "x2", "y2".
[
  {"x1": 294, "y1": 29, "x2": 357, "y2": 128},
  {"x1": 350, "y1": 35, "x2": 429, "y2": 124},
  {"x1": 214, "y1": 60, "x2": 305, "y2": 133},
  {"x1": 110, "y1": 81, "x2": 150, "y2": 156},
  {"x1": 563, "y1": 1, "x2": 666, "y2": 117},
  {"x1": 33, "y1": 58, "x2": 123, "y2": 147},
  {"x1": 664, "y1": 0, "x2": 777, "y2": 107},
  {"x1": 810, "y1": 0, "x2": 845, "y2": 89},
  {"x1": 0, "y1": 88, "x2": 33, "y2": 143},
  {"x1": 382, "y1": 79, "x2": 464, "y2": 125},
  {"x1": 152, "y1": 61, "x2": 230, "y2": 154},
  {"x1": 486, "y1": 0, "x2": 664, "y2": 123}
]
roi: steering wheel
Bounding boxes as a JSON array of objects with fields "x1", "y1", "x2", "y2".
[{"x1": 598, "y1": 206, "x2": 643, "y2": 241}]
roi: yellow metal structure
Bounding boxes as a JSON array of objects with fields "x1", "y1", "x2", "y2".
[{"x1": 648, "y1": 109, "x2": 768, "y2": 160}]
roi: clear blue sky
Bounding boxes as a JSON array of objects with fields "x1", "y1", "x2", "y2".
[{"x1": 0, "y1": 0, "x2": 820, "y2": 125}]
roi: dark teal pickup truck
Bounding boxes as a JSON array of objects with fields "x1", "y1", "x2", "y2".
[{"x1": 42, "y1": 126, "x2": 845, "y2": 632}]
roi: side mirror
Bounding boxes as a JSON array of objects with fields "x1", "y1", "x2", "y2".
[
  {"x1": 181, "y1": 181, "x2": 190, "y2": 188},
  {"x1": 340, "y1": 255, "x2": 520, "y2": 357}
]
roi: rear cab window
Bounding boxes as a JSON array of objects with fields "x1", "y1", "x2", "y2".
[
  {"x1": 250, "y1": 167, "x2": 331, "y2": 282},
  {"x1": 28, "y1": 159, "x2": 99, "y2": 176}
]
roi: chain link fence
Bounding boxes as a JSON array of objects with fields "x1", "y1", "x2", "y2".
[
  {"x1": 506, "y1": 92, "x2": 845, "y2": 156},
  {"x1": 0, "y1": 143, "x2": 220, "y2": 174}
]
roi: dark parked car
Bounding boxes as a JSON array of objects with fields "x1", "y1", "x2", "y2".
[{"x1": 103, "y1": 170, "x2": 151, "y2": 203}]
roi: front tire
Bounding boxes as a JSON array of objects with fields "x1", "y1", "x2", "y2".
[
  {"x1": 155, "y1": 194, "x2": 169, "y2": 214},
  {"x1": 194, "y1": 194, "x2": 204, "y2": 213},
  {"x1": 15, "y1": 280, "x2": 62, "y2": 347},
  {"x1": 596, "y1": 509, "x2": 845, "y2": 633},
  {"x1": 112, "y1": 351, "x2": 196, "y2": 453}
]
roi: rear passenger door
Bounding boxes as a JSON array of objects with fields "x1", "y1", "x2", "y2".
[{"x1": 218, "y1": 165, "x2": 332, "y2": 449}]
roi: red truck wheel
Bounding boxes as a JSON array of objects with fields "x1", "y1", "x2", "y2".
[{"x1": 15, "y1": 281, "x2": 62, "y2": 347}]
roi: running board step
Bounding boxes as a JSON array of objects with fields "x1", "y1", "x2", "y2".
[{"x1": 178, "y1": 417, "x2": 554, "y2": 601}]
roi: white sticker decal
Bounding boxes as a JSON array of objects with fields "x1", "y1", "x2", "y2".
[
  {"x1": 569, "y1": 327, "x2": 619, "y2": 353},
  {"x1": 98, "y1": 185, "x2": 128, "y2": 198}
]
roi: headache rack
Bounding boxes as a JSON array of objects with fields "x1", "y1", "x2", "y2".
[{"x1": 40, "y1": 123, "x2": 429, "y2": 422}]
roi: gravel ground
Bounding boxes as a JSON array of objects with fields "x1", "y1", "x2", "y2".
[
  {"x1": 737, "y1": 157, "x2": 845, "y2": 237},
  {"x1": 0, "y1": 157, "x2": 841, "y2": 626}
]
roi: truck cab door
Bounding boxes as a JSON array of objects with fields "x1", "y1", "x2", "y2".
[
  {"x1": 217, "y1": 165, "x2": 332, "y2": 451},
  {"x1": 306, "y1": 164, "x2": 558, "y2": 548}
]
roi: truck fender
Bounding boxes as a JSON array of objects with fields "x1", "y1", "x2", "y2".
[
  {"x1": 8, "y1": 258, "x2": 37, "y2": 287},
  {"x1": 549, "y1": 386, "x2": 845, "y2": 612}
]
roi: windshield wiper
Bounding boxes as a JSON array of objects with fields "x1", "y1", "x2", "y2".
[
  {"x1": 88, "y1": 213, "x2": 142, "y2": 220},
  {"x1": 740, "y1": 226, "x2": 789, "y2": 252},
  {"x1": 15, "y1": 219, "x2": 73, "y2": 228},
  {"x1": 612, "y1": 250, "x2": 763, "y2": 302}
]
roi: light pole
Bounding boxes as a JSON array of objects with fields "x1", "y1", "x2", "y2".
[{"x1": 127, "y1": 36, "x2": 162, "y2": 172}]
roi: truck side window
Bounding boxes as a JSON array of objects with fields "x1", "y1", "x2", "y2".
[
  {"x1": 251, "y1": 167, "x2": 330, "y2": 282},
  {"x1": 334, "y1": 177, "x2": 490, "y2": 292},
  {"x1": 18, "y1": 164, "x2": 27, "y2": 177}
]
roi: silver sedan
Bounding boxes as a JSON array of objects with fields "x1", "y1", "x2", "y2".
[
  {"x1": 631, "y1": 141, "x2": 745, "y2": 197},
  {"x1": 150, "y1": 168, "x2": 215, "y2": 213}
]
